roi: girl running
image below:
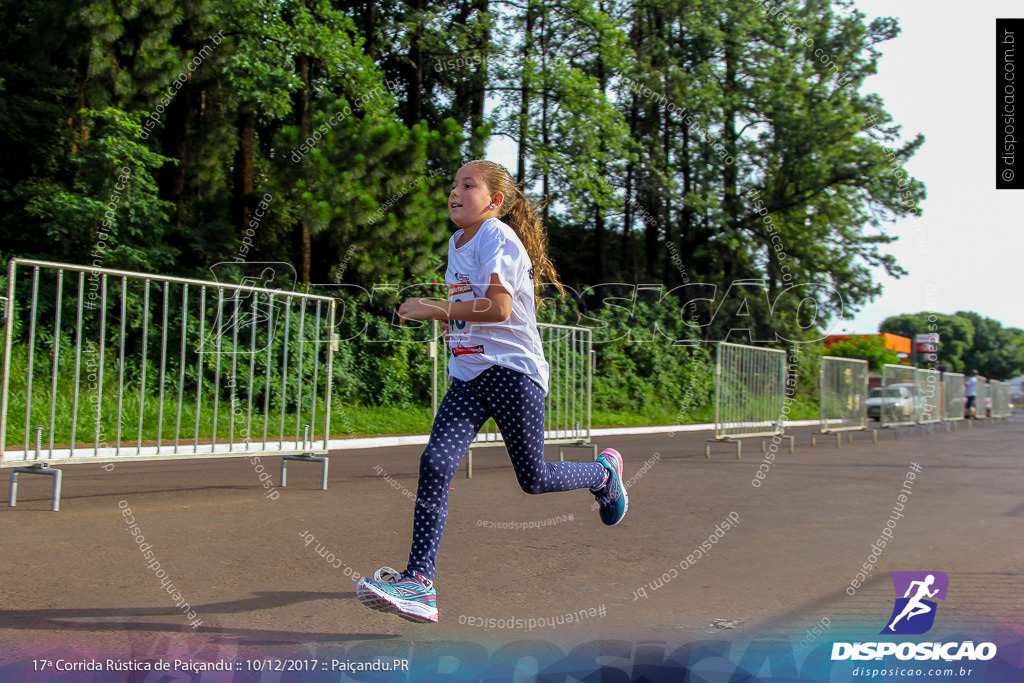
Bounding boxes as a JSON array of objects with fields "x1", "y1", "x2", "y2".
[{"x1": 356, "y1": 160, "x2": 627, "y2": 623}]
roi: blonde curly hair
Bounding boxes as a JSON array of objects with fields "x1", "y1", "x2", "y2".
[{"x1": 462, "y1": 159, "x2": 565, "y2": 304}]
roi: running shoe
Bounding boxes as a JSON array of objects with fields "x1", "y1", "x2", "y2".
[
  {"x1": 356, "y1": 566, "x2": 438, "y2": 623},
  {"x1": 591, "y1": 448, "x2": 627, "y2": 526}
]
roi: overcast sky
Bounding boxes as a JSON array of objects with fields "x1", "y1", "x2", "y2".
[
  {"x1": 487, "y1": 1, "x2": 1023, "y2": 335},
  {"x1": 842, "y1": 0, "x2": 1023, "y2": 334}
]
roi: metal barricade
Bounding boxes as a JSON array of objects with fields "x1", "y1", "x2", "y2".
[
  {"x1": 990, "y1": 380, "x2": 1012, "y2": 419},
  {"x1": 942, "y1": 372, "x2": 965, "y2": 424},
  {"x1": 431, "y1": 321, "x2": 595, "y2": 478},
  {"x1": 879, "y1": 364, "x2": 917, "y2": 432},
  {"x1": 705, "y1": 342, "x2": 789, "y2": 459},
  {"x1": 915, "y1": 368, "x2": 942, "y2": 426},
  {"x1": 1, "y1": 259, "x2": 335, "y2": 510},
  {"x1": 814, "y1": 356, "x2": 871, "y2": 448},
  {"x1": 972, "y1": 379, "x2": 988, "y2": 421}
]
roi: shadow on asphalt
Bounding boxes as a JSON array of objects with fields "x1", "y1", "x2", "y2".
[{"x1": 0, "y1": 591, "x2": 398, "y2": 645}]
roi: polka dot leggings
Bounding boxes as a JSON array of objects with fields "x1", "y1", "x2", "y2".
[{"x1": 405, "y1": 365, "x2": 607, "y2": 580}]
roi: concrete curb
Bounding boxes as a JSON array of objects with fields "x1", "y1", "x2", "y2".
[{"x1": 326, "y1": 419, "x2": 825, "y2": 451}]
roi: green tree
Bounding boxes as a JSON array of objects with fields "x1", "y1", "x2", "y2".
[
  {"x1": 0, "y1": 0, "x2": 181, "y2": 269},
  {"x1": 577, "y1": 0, "x2": 925, "y2": 346},
  {"x1": 710, "y1": 0, "x2": 922, "y2": 343},
  {"x1": 879, "y1": 312, "x2": 974, "y2": 371},
  {"x1": 275, "y1": 113, "x2": 463, "y2": 287},
  {"x1": 0, "y1": 0, "x2": 934, "y2": 392},
  {"x1": 954, "y1": 311, "x2": 1024, "y2": 380},
  {"x1": 218, "y1": 0, "x2": 403, "y2": 283},
  {"x1": 493, "y1": 0, "x2": 634, "y2": 282},
  {"x1": 879, "y1": 310, "x2": 1024, "y2": 379},
  {"x1": 826, "y1": 335, "x2": 900, "y2": 373}
]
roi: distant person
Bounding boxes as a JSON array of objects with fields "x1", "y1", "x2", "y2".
[{"x1": 965, "y1": 370, "x2": 979, "y2": 418}]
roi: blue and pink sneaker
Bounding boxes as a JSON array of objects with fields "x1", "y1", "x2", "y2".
[
  {"x1": 356, "y1": 566, "x2": 438, "y2": 623},
  {"x1": 591, "y1": 448, "x2": 627, "y2": 526}
]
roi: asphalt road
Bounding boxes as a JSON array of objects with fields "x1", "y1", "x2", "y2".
[{"x1": 1, "y1": 414, "x2": 1022, "y2": 675}]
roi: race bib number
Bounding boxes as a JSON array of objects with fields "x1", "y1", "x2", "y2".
[
  {"x1": 452, "y1": 344, "x2": 485, "y2": 356},
  {"x1": 448, "y1": 280, "x2": 475, "y2": 348}
]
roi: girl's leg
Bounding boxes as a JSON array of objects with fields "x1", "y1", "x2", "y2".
[
  {"x1": 482, "y1": 366, "x2": 607, "y2": 493},
  {"x1": 405, "y1": 378, "x2": 489, "y2": 580}
]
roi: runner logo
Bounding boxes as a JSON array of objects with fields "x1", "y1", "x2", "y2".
[
  {"x1": 881, "y1": 571, "x2": 949, "y2": 635},
  {"x1": 833, "y1": 570, "x2": 996, "y2": 663}
]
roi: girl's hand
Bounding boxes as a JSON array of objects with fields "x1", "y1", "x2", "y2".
[
  {"x1": 440, "y1": 319, "x2": 450, "y2": 345},
  {"x1": 398, "y1": 297, "x2": 446, "y2": 322}
]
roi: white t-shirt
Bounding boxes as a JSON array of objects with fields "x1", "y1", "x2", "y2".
[
  {"x1": 445, "y1": 217, "x2": 549, "y2": 392},
  {"x1": 964, "y1": 376, "x2": 977, "y2": 397}
]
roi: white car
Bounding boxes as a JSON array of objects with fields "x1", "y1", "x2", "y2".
[{"x1": 866, "y1": 386, "x2": 915, "y2": 421}]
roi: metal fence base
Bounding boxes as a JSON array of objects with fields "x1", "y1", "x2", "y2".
[
  {"x1": 558, "y1": 442, "x2": 599, "y2": 462},
  {"x1": 760, "y1": 435, "x2": 794, "y2": 454},
  {"x1": 280, "y1": 454, "x2": 329, "y2": 490},
  {"x1": 812, "y1": 432, "x2": 843, "y2": 448},
  {"x1": 883, "y1": 421, "x2": 923, "y2": 438},
  {"x1": 812, "y1": 431, "x2": 860, "y2": 448},
  {"x1": 880, "y1": 425, "x2": 904, "y2": 439},
  {"x1": 706, "y1": 438, "x2": 742, "y2": 460},
  {"x1": 464, "y1": 440, "x2": 597, "y2": 479},
  {"x1": 8, "y1": 463, "x2": 63, "y2": 512}
]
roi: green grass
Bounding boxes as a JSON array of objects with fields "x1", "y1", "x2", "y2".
[
  {"x1": 588, "y1": 398, "x2": 820, "y2": 431},
  {"x1": 785, "y1": 399, "x2": 819, "y2": 421},
  {"x1": 6, "y1": 398, "x2": 816, "y2": 446},
  {"x1": 334, "y1": 399, "x2": 820, "y2": 437},
  {"x1": 281, "y1": 398, "x2": 824, "y2": 438},
  {"x1": 331, "y1": 404, "x2": 434, "y2": 437},
  {"x1": 3, "y1": 393, "x2": 823, "y2": 445},
  {"x1": 1, "y1": 339, "x2": 822, "y2": 447},
  {"x1": 330, "y1": 405, "x2": 696, "y2": 437},
  {"x1": 592, "y1": 405, "x2": 698, "y2": 428}
]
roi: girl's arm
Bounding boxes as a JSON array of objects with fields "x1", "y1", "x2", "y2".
[{"x1": 398, "y1": 273, "x2": 512, "y2": 323}]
